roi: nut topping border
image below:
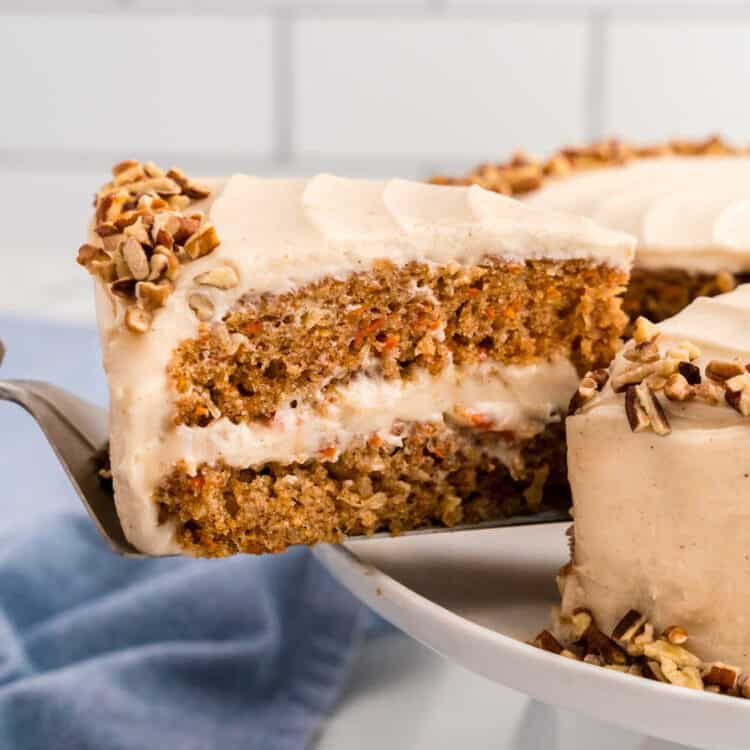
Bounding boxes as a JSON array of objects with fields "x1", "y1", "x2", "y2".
[
  {"x1": 430, "y1": 135, "x2": 746, "y2": 197},
  {"x1": 569, "y1": 316, "x2": 750, "y2": 432},
  {"x1": 77, "y1": 160, "x2": 220, "y2": 334},
  {"x1": 532, "y1": 607, "x2": 750, "y2": 699}
]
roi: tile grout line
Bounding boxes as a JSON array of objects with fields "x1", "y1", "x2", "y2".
[
  {"x1": 272, "y1": 8, "x2": 293, "y2": 165},
  {"x1": 584, "y1": 10, "x2": 607, "y2": 142},
  {"x1": 7, "y1": 3, "x2": 750, "y2": 19}
]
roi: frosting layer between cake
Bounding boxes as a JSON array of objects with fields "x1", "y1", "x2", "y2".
[
  {"x1": 166, "y1": 360, "x2": 578, "y2": 474},
  {"x1": 564, "y1": 285, "x2": 750, "y2": 669},
  {"x1": 526, "y1": 156, "x2": 750, "y2": 273}
]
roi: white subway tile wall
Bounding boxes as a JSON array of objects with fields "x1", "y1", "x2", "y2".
[
  {"x1": 2, "y1": 2, "x2": 750, "y2": 323},
  {"x1": 605, "y1": 21, "x2": 750, "y2": 141},
  {"x1": 0, "y1": 15, "x2": 274, "y2": 154},
  {"x1": 293, "y1": 18, "x2": 588, "y2": 161}
]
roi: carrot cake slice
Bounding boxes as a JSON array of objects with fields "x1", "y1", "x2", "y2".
[
  {"x1": 77, "y1": 161, "x2": 633, "y2": 556},
  {"x1": 432, "y1": 136, "x2": 750, "y2": 328},
  {"x1": 540, "y1": 287, "x2": 750, "y2": 694}
]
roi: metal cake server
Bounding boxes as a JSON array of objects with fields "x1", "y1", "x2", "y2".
[
  {"x1": 0, "y1": 376, "x2": 570, "y2": 558},
  {"x1": 0, "y1": 377, "x2": 143, "y2": 557}
]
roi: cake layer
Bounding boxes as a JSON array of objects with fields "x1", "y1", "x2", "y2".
[
  {"x1": 170, "y1": 258, "x2": 627, "y2": 425},
  {"x1": 156, "y1": 420, "x2": 569, "y2": 556},
  {"x1": 563, "y1": 285, "x2": 750, "y2": 670}
]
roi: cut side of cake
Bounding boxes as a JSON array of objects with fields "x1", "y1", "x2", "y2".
[
  {"x1": 432, "y1": 136, "x2": 750, "y2": 329},
  {"x1": 77, "y1": 161, "x2": 633, "y2": 556},
  {"x1": 547, "y1": 286, "x2": 750, "y2": 693}
]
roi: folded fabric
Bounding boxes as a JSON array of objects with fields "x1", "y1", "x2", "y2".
[{"x1": 0, "y1": 317, "x2": 370, "y2": 750}]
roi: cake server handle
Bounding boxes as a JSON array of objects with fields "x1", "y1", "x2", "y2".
[{"x1": 0, "y1": 377, "x2": 143, "y2": 557}]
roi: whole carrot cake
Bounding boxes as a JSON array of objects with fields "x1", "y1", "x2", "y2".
[
  {"x1": 534, "y1": 287, "x2": 750, "y2": 696},
  {"x1": 432, "y1": 137, "x2": 750, "y2": 328},
  {"x1": 77, "y1": 161, "x2": 633, "y2": 556}
]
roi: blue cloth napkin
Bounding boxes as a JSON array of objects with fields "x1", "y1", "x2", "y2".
[{"x1": 0, "y1": 317, "x2": 371, "y2": 750}]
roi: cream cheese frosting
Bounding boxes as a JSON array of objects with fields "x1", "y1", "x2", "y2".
[
  {"x1": 92, "y1": 174, "x2": 633, "y2": 555},
  {"x1": 563, "y1": 284, "x2": 750, "y2": 669},
  {"x1": 526, "y1": 156, "x2": 750, "y2": 273}
]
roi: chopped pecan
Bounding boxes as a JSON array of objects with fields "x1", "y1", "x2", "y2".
[
  {"x1": 625, "y1": 622, "x2": 655, "y2": 658},
  {"x1": 645, "y1": 373, "x2": 668, "y2": 391},
  {"x1": 643, "y1": 640, "x2": 701, "y2": 668},
  {"x1": 582, "y1": 620, "x2": 628, "y2": 665},
  {"x1": 678, "y1": 361, "x2": 701, "y2": 385},
  {"x1": 173, "y1": 216, "x2": 202, "y2": 245},
  {"x1": 110, "y1": 277, "x2": 137, "y2": 299},
  {"x1": 694, "y1": 380, "x2": 725, "y2": 404},
  {"x1": 678, "y1": 340, "x2": 701, "y2": 361},
  {"x1": 90, "y1": 258, "x2": 117, "y2": 283},
  {"x1": 153, "y1": 246, "x2": 181, "y2": 281},
  {"x1": 664, "y1": 373, "x2": 694, "y2": 402},
  {"x1": 706, "y1": 359, "x2": 745, "y2": 381},
  {"x1": 169, "y1": 194, "x2": 192, "y2": 211},
  {"x1": 76, "y1": 243, "x2": 102, "y2": 267},
  {"x1": 612, "y1": 609, "x2": 647, "y2": 642},
  {"x1": 532, "y1": 630, "x2": 563, "y2": 654},
  {"x1": 143, "y1": 161, "x2": 165, "y2": 178},
  {"x1": 625, "y1": 385, "x2": 651, "y2": 432},
  {"x1": 124, "y1": 306, "x2": 151, "y2": 334},
  {"x1": 123, "y1": 217, "x2": 152, "y2": 247},
  {"x1": 113, "y1": 209, "x2": 149, "y2": 232},
  {"x1": 661, "y1": 663, "x2": 703, "y2": 690},
  {"x1": 663, "y1": 626, "x2": 688, "y2": 645},
  {"x1": 184, "y1": 223, "x2": 220, "y2": 259},
  {"x1": 122, "y1": 236, "x2": 150, "y2": 281},
  {"x1": 611, "y1": 359, "x2": 676, "y2": 392},
  {"x1": 633, "y1": 316, "x2": 660, "y2": 344},
  {"x1": 704, "y1": 663, "x2": 741, "y2": 692},
  {"x1": 725, "y1": 373, "x2": 750, "y2": 392},
  {"x1": 636, "y1": 382, "x2": 671, "y2": 435},
  {"x1": 136, "y1": 280, "x2": 172, "y2": 311},
  {"x1": 94, "y1": 222, "x2": 119, "y2": 238},
  {"x1": 624, "y1": 340, "x2": 660, "y2": 363},
  {"x1": 113, "y1": 162, "x2": 146, "y2": 186},
  {"x1": 569, "y1": 609, "x2": 593, "y2": 641},
  {"x1": 716, "y1": 270, "x2": 736, "y2": 293},
  {"x1": 112, "y1": 159, "x2": 140, "y2": 176},
  {"x1": 155, "y1": 228, "x2": 174, "y2": 251},
  {"x1": 194, "y1": 265, "x2": 239, "y2": 289},
  {"x1": 568, "y1": 369, "x2": 609, "y2": 415},
  {"x1": 725, "y1": 388, "x2": 750, "y2": 416},
  {"x1": 642, "y1": 660, "x2": 668, "y2": 682},
  {"x1": 147, "y1": 253, "x2": 169, "y2": 282},
  {"x1": 167, "y1": 167, "x2": 211, "y2": 199},
  {"x1": 188, "y1": 292, "x2": 215, "y2": 322},
  {"x1": 133, "y1": 176, "x2": 181, "y2": 197}
]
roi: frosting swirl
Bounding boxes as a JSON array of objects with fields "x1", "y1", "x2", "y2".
[{"x1": 526, "y1": 156, "x2": 750, "y2": 273}]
